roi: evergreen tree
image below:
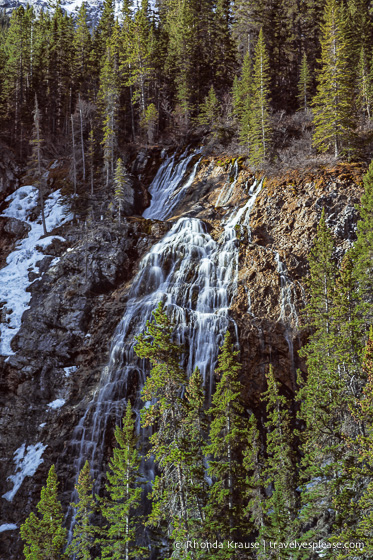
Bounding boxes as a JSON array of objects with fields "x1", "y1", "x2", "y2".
[
  {"x1": 296, "y1": 211, "x2": 365, "y2": 551},
  {"x1": 298, "y1": 52, "x2": 312, "y2": 111},
  {"x1": 20, "y1": 465, "x2": 67, "y2": 560},
  {"x1": 181, "y1": 367, "x2": 209, "y2": 537},
  {"x1": 28, "y1": 95, "x2": 47, "y2": 236},
  {"x1": 197, "y1": 86, "x2": 220, "y2": 133},
  {"x1": 353, "y1": 160, "x2": 373, "y2": 326},
  {"x1": 312, "y1": 0, "x2": 355, "y2": 158},
  {"x1": 67, "y1": 461, "x2": 98, "y2": 560},
  {"x1": 248, "y1": 28, "x2": 271, "y2": 167},
  {"x1": 73, "y1": 2, "x2": 92, "y2": 99},
  {"x1": 113, "y1": 157, "x2": 132, "y2": 223},
  {"x1": 204, "y1": 331, "x2": 248, "y2": 550},
  {"x1": 356, "y1": 46, "x2": 371, "y2": 119},
  {"x1": 98, "y1": 28, "x2": 121, "y2": 187},
  {"x1": 100, "y1": 402, "x2": 144, "y2": 560},
  {"x1": 232, "y1": 51, "x2": 253, "y2": 146},
  {"x1": 134, "y1": 302, "x2": 190, "y2": 546},
  {"x1": 257, "y1": 366, "x2": 297, "y2": 558},
  {"x1": 211, "y1": 0, "x2": 236, "y2": 90}
]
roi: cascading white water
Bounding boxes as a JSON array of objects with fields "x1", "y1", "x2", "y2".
[
  {"x1": 66, "y1": 150, "x2": 262, "y2": 540},
  {"x1": 143, "y1": 148, "x2": 201, "y2": 221},
  {"x1": 215, "y1": 160, "x2": 239, "y2": 207}
]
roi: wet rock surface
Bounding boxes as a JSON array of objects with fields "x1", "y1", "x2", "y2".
[{"x1": 0, "y1": 149, "x2": 364, "y2": 559}]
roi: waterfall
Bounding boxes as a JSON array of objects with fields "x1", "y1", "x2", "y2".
[{"x1": 65, "y1": 150, "x2": 262, "y2": 540}]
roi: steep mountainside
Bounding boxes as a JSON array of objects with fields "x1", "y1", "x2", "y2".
[{"x1": 0, "y1": 149, "x2": 364, "y2": 558}]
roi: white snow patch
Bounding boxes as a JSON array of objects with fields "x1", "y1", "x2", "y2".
[
  {"x1": 47, "y1": 398, "x2": 66, "y2": 409},
  {"x1": 2, "y1": 442, "x2": 47, "y2": 502},
  {"x1": 63, "y1": 366, "x2": 77, "y2": 378},
  {"x1": 0, "y1": 524, "x2": 17, "y2": 533},
  {"x1": 0, "y1": 187, "x2": 72, "y2": 355},
  {"x1": 39, "y1": 423, "x2": 46, "y2": 428}
]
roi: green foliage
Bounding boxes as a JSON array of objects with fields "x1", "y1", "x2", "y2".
[
  {"x1": 204, "y1": 331, "x2": 248, "y2": 547},
  {"x1": 100, "y1": 402, "x2": 145, "y2": 560},
  {"x1": 257, "y1": 366, "x2": 297, "y2": 557},
  {"x1": 66, "y1": 461, "x2": 98, "y2": 560},
  {"x1": 20, "y1": 465, "x2": 67, "y2": 560},
  {"x1": 197, "y1": 86, "x2": 220, "y2": 132},
  {"x1": 298, "y1": 52, "x2": 312, "y2": 111},
  {"x1": 353, "y1": 160, "x2": 373, "y2": 325},
  {"x1": 248, "y1": 28, "x2": 271, "y2": 167},
  {"x1": 113, "y1": 157, "x2": 131, "y2": 223},
  {"x1": 135, "y1": 302, "x2": 190, "y2": 544},
  {"x1": 312, "y1": 0, "x2": 355, "y2": 158}
]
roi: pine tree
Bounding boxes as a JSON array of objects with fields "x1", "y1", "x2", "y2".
[
  {"x1": 20, "y1": 465, "x2": 67, "y2": 560},
  {"x1": 98, "y1": 29, "x2": 120, "y2": 187},
  {"x1": 134, "y1": 302, "x2": 190, "y2": 545},
  {"x1": 353, "y1": 160, "x2": 373, "y2": 327},
  {"x1": 257, "y1": 366, "x2": 297, "y2": 558},
  {"x1": 197, "y1": 86, "x2": 219, "y2": 133},
  {"x1": 73, "y1": 2, "x2": 92, "y2": 98},
  {"x1": 113, "y1": 157, "x2": 132, "y2": 223},
  {"x1": 232, "y1": 51, "x2": 253, "y2": 146},
  {"x1": 181, "y1": 367, "x2": 209, "y2": 536},
  {"x1": 356, "y1": 46, "x2": 371, "y2": 119},
  {"x1": 67, "y1": 461, "x2": 98, "y2": 560},
  {"x1": 296, "y1": 211, "x2": 364, "y2": 550},
  {"x1": 211, "y1": 0, "x2": 236, "y2": 89},
  {"x1": 248, "y1": 28, "x2": 271, "y2": 167},
  {"x1": 204, "y1": 331, "x2": 248, "y2": 549},
  {"x1": 28, "y1": 95, "x2": 47, "y2": 236},
  {"x1": 100, "y1": 402, "x2": 145, "y2": 560},
  {"x1": 312, "y1": 0, "x2": 355, "y2": 158},
  {"x1": 298, "y1": 52, "x2": 312, "y2": 111}
]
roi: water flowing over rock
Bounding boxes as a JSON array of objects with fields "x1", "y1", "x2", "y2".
[{"x1": 0, "y1": 149, "x2": 363, "y2": 558}]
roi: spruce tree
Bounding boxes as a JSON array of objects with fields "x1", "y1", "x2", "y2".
[
  {"x1": 28, "y1": 95, "x2": 47, "y2": 236},
  {"x1": 100, "y1": 402, "x2": 145, "y2": 560},
  {"x1": 67, "y1": 461, "x2": 98, "y2": 560},
  {"x1": 113, "y1": 157, "x2": 131, "y2": 223},
  {"x1": 73, "y1": 2, "x2": 92, "y2": 98},
  {"x1": 298, "y1": 52, "x2": 312, "y2": 111},
  {"x1": 356, "y1": 46, "x2": 371, "y2": 119},
  {"x1": 353, "y1": 160, "x2": 373, "y2": 327},
  {"x1": 197, "y1": 86, "x2": 220, "y2": 133},
  {"x1": 232, "y1": 51, "x2": 252, "y2": 146},
  {"x1": 248, "y1": 28, "x2": 271, "y2": 167},
  {"x1": 312, "y1": 0, "x2": 355, "y2": 158},
  {"x1": 134, "y1": 302, "x2": 190, "y2": 547},
  {"x1": 257, "y1": 366, "x2": 297, "y2": 558},
  {"x1": 20, "y1": 465, "x2": 67, "y2": 560},
  {"x1": 204, "y1": 331, "x2": 248, "y2": 550}
]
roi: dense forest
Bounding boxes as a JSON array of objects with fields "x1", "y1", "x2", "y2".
[
  {"x1": 1, "y1": 0, "x2": 373, "y2": 180},
  {"x1": 1, "y1": 0, "x2": 373, "y2": 558}
]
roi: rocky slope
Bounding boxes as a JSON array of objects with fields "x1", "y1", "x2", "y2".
[{"x1": 0, "y1": 149, "x2": 364, "y2": 558}]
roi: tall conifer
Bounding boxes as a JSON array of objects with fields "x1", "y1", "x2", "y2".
[
  {"x1": 312, "y1": 0, "x2": 355, "y2": 158},
  {"x1": 20, "y1": 465, "x2": 67, "y2": 560},
  {"x1": 248, "y1": 29, "x2": 271, "y2": 167}
]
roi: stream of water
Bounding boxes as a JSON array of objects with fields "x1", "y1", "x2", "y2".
[{"x1": 65, "y1": 151, "x2": 262, "y2": 540}]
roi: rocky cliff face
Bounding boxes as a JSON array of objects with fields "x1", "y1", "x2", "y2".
[{"x1": 0, "y1": 149, "x2": 363, "y2": 558}]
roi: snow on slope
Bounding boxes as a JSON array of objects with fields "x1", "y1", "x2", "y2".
[
  {"x1": 0, "y1": 524, "x2": 17, "y2": 532},
  {"x1": 0, "y1": 186, "x2": 72, "y2": 356},
  {"x1": 2, "y1": 442, "x2": 47, "y2": 502},
  {"x1": 1, "y1": 0, "x2": 157, "y2": 24}
]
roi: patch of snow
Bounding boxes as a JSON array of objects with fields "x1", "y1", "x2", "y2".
[
  {"x1": 64, "y1": 366, "x2": 77, "y2": 377},
  {"x1": 0, "y1": 524, "x2": 17, "y2": 533},
  {"x1": 47, "y1": 398, "x2": 66, "y2": 409},
  {"x1": 0, "y1": 187, "x2": 72, "y2": 356},
  {"x1": 39, "y1": 423, "x2": 46, "y2": 428},
  {"x1": 2, "y1": 442, "x2": 47, "y2": 502}
]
